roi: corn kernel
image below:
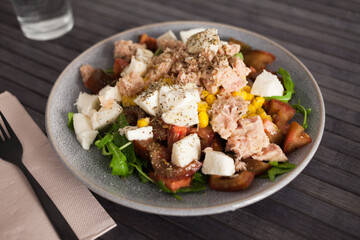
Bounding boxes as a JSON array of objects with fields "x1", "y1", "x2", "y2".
[
  {"x1": 241, "y1": 114, "x2": 248, "y2": 119},
  {"x1": 206, "y1": 94, "x2": 217, "y2": 106},
  {"x1": 122, "y1": 95, "x2": 137, "y2": 107},
  {"x1": 163, "y1": 78, "x2": 173, "y2": 85},
  {"x1": 246, "y1": 93, "x2": 254, "y2": 101},
  {"x1": 252, "y1": 97, "x2": 265, "y2": 109},
  {"x1": 247, "y1": 104, "x2": 256, "y2": 114},
  {"x1": 239, "y1": 90, "x2": 248, "y2": 100},
  {"x1": 259, "y1": 112, "x2": 273, "y2": 121},
  {"x1": 198, "y1": 111, "x2": 209, "y2": 128},
  {"x1": 198, "y1": 101, "x2": 210, "y2": 112},
  {"x1": 248, "y1": 113, "x2": 257, "y2": 118},
  {"x1": 231, "y1": 91, "x2": 240, "y2": 97},
  {"x1": 242, "y1": 86, "x2": 251, "y2": 92},
  {"x1": 256, "y1": 107, "x2": 265, "y2": 115},
  {"x1": 201, "y1": 90, "x2": 209, "y2": 99},
  {"x1": 137, "y1": 118, "x2": 150, "y2": 127}
]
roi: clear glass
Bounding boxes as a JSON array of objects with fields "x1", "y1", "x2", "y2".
[{"x1": 10, "y1": 0, "x2": 74, "y2": 41}]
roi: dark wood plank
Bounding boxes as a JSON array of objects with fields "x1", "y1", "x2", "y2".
[
  {"x1": 325, "y1": 102, "x2": 360, "y2": 127},
  {"x1": 325, "y1": 117, "x2": 360, "y2": 143},
  {"x1": 321, "y1": 131, "x2": 360, "y2": 159}
]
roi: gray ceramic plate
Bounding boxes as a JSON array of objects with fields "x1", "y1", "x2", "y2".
[{"x1": 46, "y1": 21, "x2": 325, "y2": 216}]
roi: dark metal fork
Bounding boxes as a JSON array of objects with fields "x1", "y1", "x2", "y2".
[{"x1": 0, "y1": 111, "x2": 78, "y2": 240}]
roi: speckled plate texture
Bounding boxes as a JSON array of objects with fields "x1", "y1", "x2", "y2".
[{"x1": 46, "y1": 21, "x2": 325, "y2": 216}]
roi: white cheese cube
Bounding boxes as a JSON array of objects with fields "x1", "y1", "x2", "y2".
[
  {"x1": 157, "y1": 30, "x2": 177, "y2": 41},
  {"x1": 159, "y1": 84, "x2": 200, "y2": 113},
  {"x1": 134, "y1": 88, "x2": 161, "y2": 116},
  {"x1": 119, "y1": 126, "x2": 153, "y2": 141},
  {"x1": 179, "y1": 28, "x2": 206, "y2": 43},
  {"x1": 73, "y1": 113, "x2": 98, "y2": 150},
  {"x1": 161, "y1": 101, "x2": 199, "y2": 127},
  {"x1": 251, "y1": 70, "x2": 284, "y2": 97},
  {"x1": 98, "y1": 85, "x2": 122, "y2": 106},
  {"x1": 91, "y1": 100, "x2": 123, "y2": 131},
  {"x1": 186, "y1": 28, "x2": 221, "y2": 54},
  {"x1": 171, "y1": 134, "x2": 201, "y2": 167},
  {"x1": 135, "y1": 48, "x2": 154, "y2": 64},
  {"x1": 77, "y1": 131, "x2": 98, "y2": 150},
  {"x1": 121, "y1": 57, "x2": 148, "y2": 77},
  {"x1": 201, "y1": 148, "x2": 236, "y2": 176},
  {"x1": 75, "y1": 92, "x2": 100, "y2": 117}
]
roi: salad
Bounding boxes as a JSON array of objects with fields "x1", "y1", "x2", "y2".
[{"x1": 68, "y1": 28, "x2": 312, "y2": 199}]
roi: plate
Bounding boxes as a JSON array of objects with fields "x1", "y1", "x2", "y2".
[{"x1": 46, "y1": 21, "x2": 325, "y2": 216}]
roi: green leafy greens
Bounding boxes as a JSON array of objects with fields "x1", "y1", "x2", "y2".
[
  {"x1": 234, "y1": 52, "x2": 244, "y2": 60},
  {"x1": 154, "y1": 48, "x2": 163, "y2": 56},
  {"x1": 292, "y1": 99, "x2": 311, "y2": 129},
  {"x1": 264, "y1": 67, "x2": 295, "y2": 103},
  {"x1": 260, "y1": 161, "x2": 296, "y2": 181},
  {"x1": 67, "y1": 112, "x2": 74, "y2": 130},
  {"x1": 104, "y1": 67, "x2": 114, "y2": 74}
]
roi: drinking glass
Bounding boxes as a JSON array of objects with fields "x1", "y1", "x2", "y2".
[{"x1": 9, "y1": 0, "x2": 74, "y2": 41}]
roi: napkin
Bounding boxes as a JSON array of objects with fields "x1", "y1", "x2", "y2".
[{"x1": 0, "y1": 91, "x2": 116, "y2": 240}]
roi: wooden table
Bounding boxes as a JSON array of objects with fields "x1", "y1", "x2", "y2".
[{"x1": 1, "y1": 0, "x2": 359, "y2": 239}]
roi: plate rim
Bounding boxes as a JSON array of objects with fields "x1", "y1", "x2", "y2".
[{"x1": 45, "y1": 20, "x2": 325, "y2": 216}]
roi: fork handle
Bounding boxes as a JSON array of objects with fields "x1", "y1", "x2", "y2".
[{"x1": 19, "y1": 163, "x2": 78, "y2": 240}]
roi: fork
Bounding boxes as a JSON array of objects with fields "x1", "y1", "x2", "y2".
[{"x1": 0, "y1": 112, "x2": 78, "y2": 240}]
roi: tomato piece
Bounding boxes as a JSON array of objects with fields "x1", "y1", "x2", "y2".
[
  {"x1": 168, "y1": 125, "x2": 188, "y2": 149},
  {"x1": 283, "y1": 121, "x2": 312, "y2": 154},
  {"x1": 84, "y1": 68, "x2": 115, "y2": 94},
  {"x1": 209, "y1": 171, "x2": 255, "y2": 191},
  {"x1": 266, "y1": 100, "x2": 296, "y2": 135},
  {"x1": 262, "y1": 118, "x2": 284, "y2": 144},
  {"x1": 188, "y1": 126, "x2": 215, "y2": 151},
  {"x1": 244, "y1": 50, "x2": 275, "y2": 72},
  {"x1": 139, "y1": 33, "x2": 157, "y2": 51},
  {"x1": 242, "y1": 158, "x2": 271, "y2": 176},
  {"x1": 150, "y1": 172, "x2": 192, "y2": 192},
  {"x1": 113, "y1": 58, "x2": 129, "y2": 77}
]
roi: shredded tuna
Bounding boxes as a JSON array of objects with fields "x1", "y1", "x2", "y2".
[
  {"x1": 80, "y1": 65, "x2": 95, "y2": 83},
  {"x1": 117, "y1": 72, "x2": 144, "y2": 96},
  {"x1": 229, "y1": 56, "x2": 251, "y2": 80},
  {"x1": 114, "y1": 40, "x2": 145, "y2": 62},
  {"x1": 210, "y1": 95, "x2": 249, "y2": 139},
  {"x1": 226, "y1": 116, "x2": 270, "y2": 159},
  {"x1": 234, "y1": 158, "x2": 247, "y2": 172},
  {"x1": 252, "y1": 143, "x2": 288, "y2": 162},
  {"x1": 223, "y1": 43, "x2": 241, "y2": 56},
  {"x1": 157, "y1": 38, "x2": 184, "y2": 51}
]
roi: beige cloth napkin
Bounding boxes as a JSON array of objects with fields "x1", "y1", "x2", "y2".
[{"x1": 0, "y1": 91, "x2": 116, "y2": 240}]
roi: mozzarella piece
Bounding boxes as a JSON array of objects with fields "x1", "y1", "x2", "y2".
[
  {"x1": 119, "y1": 126, "x2": 153, "y2": 141},
  {"x1": 91, "y1": 100, "x2": 123, "y2": 131},
  {"x1": 98, "y1": 85, "x2": 122, "y2": 106},
  {"x1": 201, "y1": 148, "x2": 236, "y2": 176},
  {"x1": 172, "y1": 134, "x2": 201, "y2": 167},
  {"x1": 135, "y1": 48, "x2": 154, "y2": 64},
  {"x1": 134, "y1": 87, "x2": 161, "y2": 116},
  {"x1": 186, "y1": 28, "x2": 221, "y2": 54},
  {"x1": 73, "y1": 113, "x2": 98, "y2": 150},
  {"x1": 157, "y1": 30, "x2": 177, "y2": 41},
  {"x1": 121, "y1": 57, "x2": 148, "y2": 77},
  {"x1": 158, "y1": 84, "x2": 200, "y2": 112},
  {"x1": 162, "y1": 102, "x2": 199, "y2": 127},
  {"x1": 179, "y1": 28, "x2": 206, "y2": 43},
  {"x1": 75, "y1": 92, "x2": 100, "y2": 117},
  {"x1": 251, "y1": 70, "x2": 284, "y2": 97}
]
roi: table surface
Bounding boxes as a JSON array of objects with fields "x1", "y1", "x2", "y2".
[{"x1": 1, "y1": 0, "x2": 360, "y2": 239}]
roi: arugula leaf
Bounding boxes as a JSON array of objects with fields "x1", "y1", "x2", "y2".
[
  {"x1": 292, "y1": 99, "x2": 311, "y2": 129},
  {"x1": 101, "y1": 146, "x2": 112, "y2": 156},
  {"x1": 261, "y1": 162, "x2": 297, "y2": 181},
  {"x1": 264, "y1": 68, "x2": 295, "y2": 103},
  {"x1": 156, "y1": 181, "x2": 182, "y2": 200},
  {"x1": 154, "y1": 48, "x2": 163, "y2": 56},
  {"x1": 104, "y1": 67, "x2": 113, "y2": 74},
  {"x1": 269, "y1": 161, "x2": 278, "y2": 166},
  {"x1": 275, "y1": 162, "x2": 296, "y2": 169},
  {"x1": 107, "y1": 142, "x2": 129, "y2": 176},
  {"x1": 67, "y1": 112, "x2": 74, "y2": 130},
  {"x1": 129, "y1": 163, "x2": 154, "y2": 183},
  {"x1": 95, "y1": 133, "x2": 114, "y2": 149},
  {"x1": 234, "y1": 52, "x2": 244, "y2": 60},
  {"x1": 193, "y1": 172, "x2": 207, "y2": 184},
  {"x1": 175, "y1": 181, "x2": 206, "y2": 193}
]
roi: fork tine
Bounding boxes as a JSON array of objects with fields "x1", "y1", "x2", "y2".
[{"x1": 0, "y1": 111, "x2": 16, "y2": 139}]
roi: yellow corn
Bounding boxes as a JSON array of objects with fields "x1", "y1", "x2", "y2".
[
  {"x1": 137, "y1": 118, "x2": 150, "y2": 127},
  {"x1": 231, "y1": 91, "x2": 241, "y2": 97},
  {"x1": 256, "y1": 107, "x2": 265, "y2": 115},
  {"x1": 248, "y1": 113, "x2": 257, "y2": 118},
  {"x1": 247, "y1": 104, "x2": 256, "y2": 114},
  {"x1": 246, "y1": 92, "x2": 254, "y2": 101},
  {"x1": 163, "y1": 78, "x2": 173, "y2": 85},
  {"x1": 252, "y1": 97, "x2": 265, "y2": 109},
  {"x1": 201, "y1": 90, "x2": 209, "y2": 99},
  {"x1": 198, "y1": 111, "x2": 209, "y2": 128},
  {"x1": 206, "y1": 94, "x2": 217, "y2": 106},
  {"x1": 198, "y1": 101, "x2": 210, "y2": 112},
  {"x1": 241, "y1": 113, "x2": 248, "y2": 119},
  {"x1": 122, "y1": 95, "x2": 137, "y2": 107},
  {"x1": 259, "y1": 112, "x2": 273, "y2": 121},
  {"x1": 242, "y1": 86, "x2": 251, "y2": 93}
]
